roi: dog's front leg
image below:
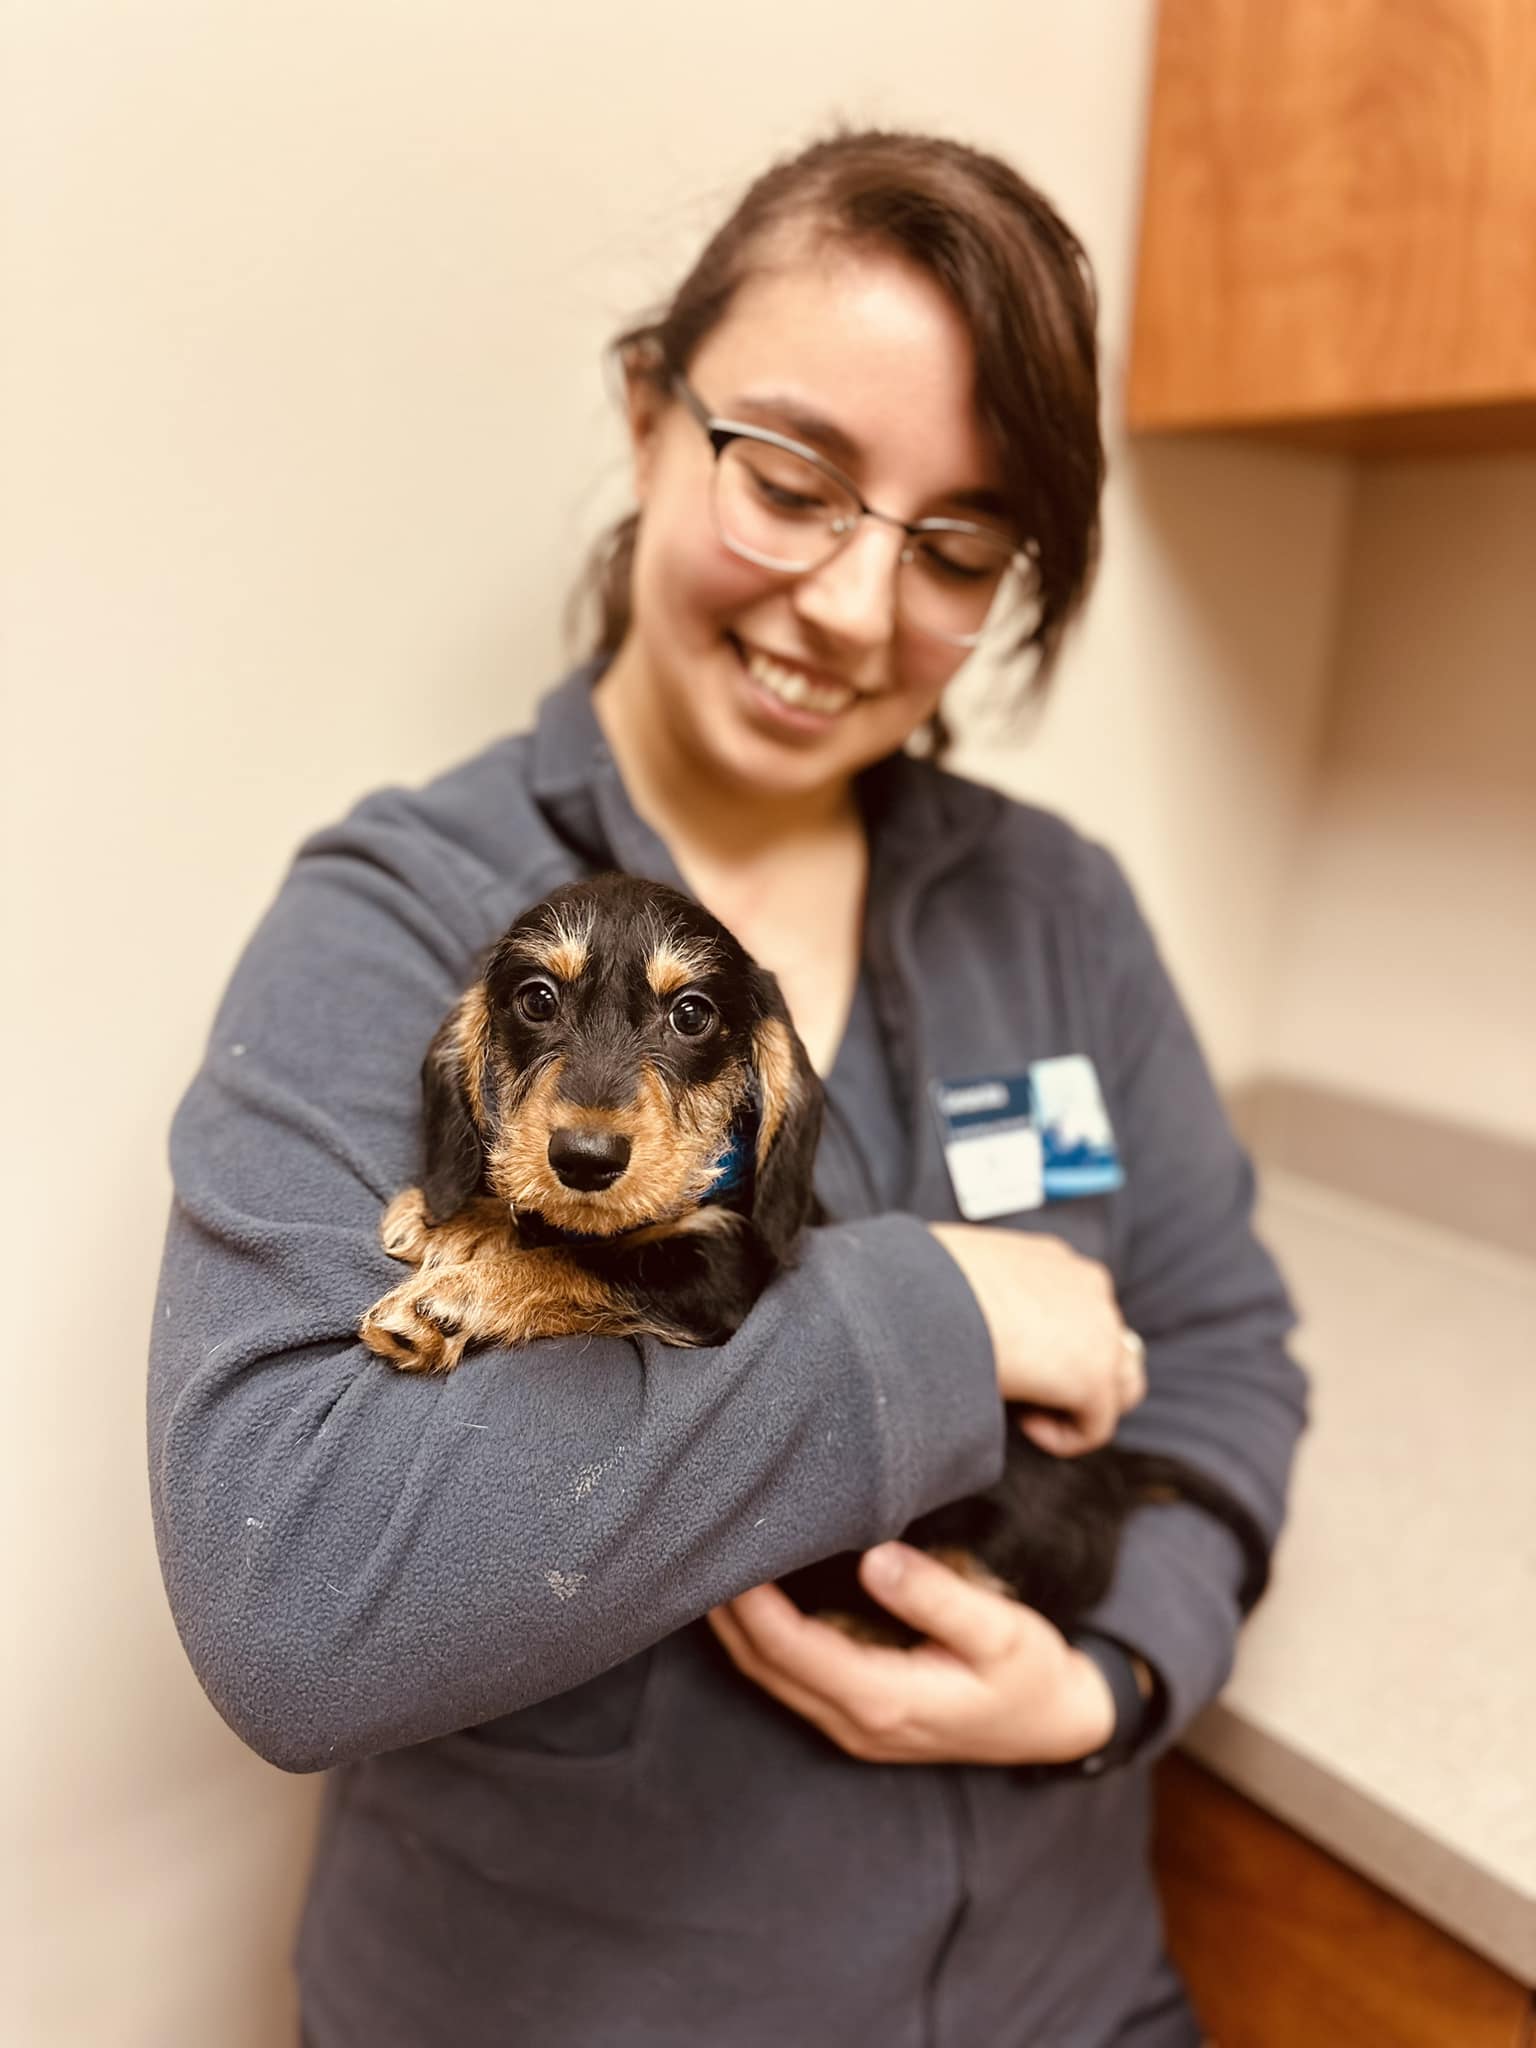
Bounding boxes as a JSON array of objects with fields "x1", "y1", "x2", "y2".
[
  {"x1": 379, "y1": 1186, "x2": 435, "y2": 1266},
  {"x1": 379, "y1": 1187, "x2": 513, "y2": 1269},
  {"x1": 365, "y1": 1191, "x2": 532, "y2": 1373},
  {"x1": 360, "y1": 1257, "x2": 495, "y2": 1374},
  {"x1": 360, "y1": 1238, "x2": 628, "y2": 1375}
]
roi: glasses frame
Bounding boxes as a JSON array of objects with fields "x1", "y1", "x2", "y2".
[{"x1": 670, "y1": 374, "x2": 1030, "y2": 650}]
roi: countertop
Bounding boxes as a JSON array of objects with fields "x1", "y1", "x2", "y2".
[{"x1": 1182, "y1": 1168, "x2": 1536, "y2": 1981}]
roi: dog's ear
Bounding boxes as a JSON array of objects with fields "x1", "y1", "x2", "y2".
[
  {"x1": 746, "y1": 971, "x2": 823, "y2": 1264},
  {"x1": 420, "y1": 985, "x2": 491, "y2": 1224}
]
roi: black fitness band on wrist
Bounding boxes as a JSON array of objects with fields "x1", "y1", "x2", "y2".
[{"x1": 1056, "y1": 1629, "x2": 1159, "y2": 1778}]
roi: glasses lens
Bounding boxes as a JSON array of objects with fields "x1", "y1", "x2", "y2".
[
  {"x1": 900, "y1": 528, "x2": 1034, "y2": 646},
  {"x1": 713, "y1": 440, "x2": 856, "y2": 573},
  {"x1": 710, "y1": 430, "x2": 1036, "y2": 648}
]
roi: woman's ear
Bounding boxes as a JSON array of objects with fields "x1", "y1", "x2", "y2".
[
  {"x1": 746, "y1": 971, "x2": 823, "y2": 1263},
  {"x1": 420, "y1": 986, "x2": 491, "y2": 1223}
]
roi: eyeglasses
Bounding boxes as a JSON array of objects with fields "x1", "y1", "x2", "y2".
[{"x1": 671, "y1": 375, "x2": 1038, "y2": 649}]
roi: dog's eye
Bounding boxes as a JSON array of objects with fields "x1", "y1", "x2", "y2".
[
  {"x1": 668, "y1": 993, "x2": 717, "y2": 1039},
  {"x1": 516, "y1": 979, "x2": 560, "y2": 1024}
]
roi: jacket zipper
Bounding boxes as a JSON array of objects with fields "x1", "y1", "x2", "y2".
[{"x1": 921, "y1": 1772, "x2": 975, "y2": 2048}]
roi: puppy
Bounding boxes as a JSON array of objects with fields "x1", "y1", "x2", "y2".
[
  {"x1": 359, "y1": 873, "x2": 822, "y2": 1373},
  {"x1": 362, "y1": 871, "x2": 1269, "y2": 1640}
]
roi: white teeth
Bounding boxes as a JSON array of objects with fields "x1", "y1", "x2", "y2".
[{"x1": 742, "y1": 647, "x2": 854, "y2": 717}]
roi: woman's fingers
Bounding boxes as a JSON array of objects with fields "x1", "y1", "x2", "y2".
[
  {"x1": 1017, "y1": 1404, "x2": 1108, "y2": 1457},
  {"x1": 1017, "y1": 1326, "x2": 1148, "y2": 1455},
  {"x1": 1118, "y1": 1327, "x2": 1147, "y2": 1409},
  {"x1": 708, "y1": 1567, "x2": 1110, "y2": 1768},
  {"x1": 713, "y1": 1582, "x2": 874, "y2": 1690},
  {"x1": 705, "y1": 1585, "x2": 916, "y2": 1743},
  {"x1": 929, "y1": 1224, "x2": 1145, "y2": 1446},
  {"x1": 857, "y1": 1544, "x2": 1019, "y2": 1668},
  {"x1": 706, "y1": 1599, "x2": 830, "y2": 1723}
]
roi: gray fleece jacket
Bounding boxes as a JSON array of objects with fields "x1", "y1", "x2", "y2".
[{"x1": 148, "y1": 659, "x2": 1307, "y2": 2048}]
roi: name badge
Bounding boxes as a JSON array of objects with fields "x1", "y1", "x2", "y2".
[{"x1": 932, "y1": 1056, "x2": 1123, "y2": 1222}]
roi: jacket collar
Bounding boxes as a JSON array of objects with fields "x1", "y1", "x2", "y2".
[{"x1": 526, "y1": 654, "x2": 1000, "y2": 904}]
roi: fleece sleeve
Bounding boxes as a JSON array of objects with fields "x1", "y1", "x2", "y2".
[
  {"x1": 146, "y1": 796, "x2": 1004, "y2": 1774},
  {"x1": 1072, "y1": 844, "x2": 1310, "y2": 1760}
]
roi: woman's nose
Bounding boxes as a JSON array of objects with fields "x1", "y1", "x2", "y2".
[{"x1": 791, "y1": 520, "x2": 903, "y2": 652}]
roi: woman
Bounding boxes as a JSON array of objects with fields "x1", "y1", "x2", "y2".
[{"x1": 149, "y1": 129, "x2": 1306, "y2": 2046}]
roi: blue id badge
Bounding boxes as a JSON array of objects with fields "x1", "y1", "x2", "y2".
[{"x1": 932, "y1": 1056, "x2": 1124, "y2": 1222}]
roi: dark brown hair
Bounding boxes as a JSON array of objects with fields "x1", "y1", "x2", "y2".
[{"x1": 569, "y1": 126, "x2": 1105, "y2": 740}]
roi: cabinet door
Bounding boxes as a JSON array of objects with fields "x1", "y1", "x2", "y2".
[
  {"x1": 1127, "y1": 0, "x2": 1536, "y2": 452},
  {"x1": 1152, "y1": 1753, "x2": 1532, "y2": 2046}
]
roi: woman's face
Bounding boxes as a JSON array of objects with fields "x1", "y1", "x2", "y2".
[{"x1": 615, "y1": 243, "x2": 1009, "y2": 803}]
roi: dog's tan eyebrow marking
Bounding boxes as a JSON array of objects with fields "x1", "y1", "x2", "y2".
[
  {"x1": 525, "y1": 906, "x2": 594, "y2": 981},
  {"x1": 645, "y1": 931, "x2": 717, "y2": 998}
]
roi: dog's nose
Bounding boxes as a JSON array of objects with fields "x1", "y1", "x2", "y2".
[{"x1": 548, "y1": 1127, "x2": 632, "y2": 1192}]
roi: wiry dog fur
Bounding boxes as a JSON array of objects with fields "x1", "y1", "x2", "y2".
[{"x1": 362, "y1": 871, "x2": 1270, "y2": 1642}]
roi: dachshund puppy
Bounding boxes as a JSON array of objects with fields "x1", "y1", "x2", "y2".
[
  {"x1": 359, "y1": 873, "x2": 822, "y2": 1374},
  {"x1": 361, "y1": 871, "x2": 1269, "y2": 1641}
]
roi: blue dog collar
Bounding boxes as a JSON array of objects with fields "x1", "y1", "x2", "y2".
[{"x1": 702, "y1": 1127, "x2": 751, "y2": 1205}]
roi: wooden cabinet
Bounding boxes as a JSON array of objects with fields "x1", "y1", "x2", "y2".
[
  {"x1": 1126, "y1": 0, "x2": 1536, "y2": 453},
  {"x1": 1152, "y1": 1753, "x2": 1535, "y2": 2046}
]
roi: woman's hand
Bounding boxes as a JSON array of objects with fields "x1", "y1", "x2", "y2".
[
  {"x1": 929, "y1": 1222, "x2": 1145, "y2": 1455},
  {"x1": 706, "y1": 1543, "x2": 1119, "y2": 1767}
]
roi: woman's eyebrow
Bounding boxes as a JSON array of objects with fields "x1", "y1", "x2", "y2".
[{"x1": 722, "y1": 389, "x2": 1009, "y2": 519}]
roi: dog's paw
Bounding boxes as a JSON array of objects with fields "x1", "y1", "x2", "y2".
[
  {"x1": 379, "y1": 1186, "x2": 433, "y2": 1265},
  {"x1": 360, "y1": 1266, "x2": 480, "y2": 1375}
]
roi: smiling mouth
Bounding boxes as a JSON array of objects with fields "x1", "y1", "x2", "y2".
[{"x1": 733, "y1": 639, "x2": 857, "y2": 718}]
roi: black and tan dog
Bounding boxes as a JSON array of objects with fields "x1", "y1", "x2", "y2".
[
  {"x1": 360, "y1": 873, "x2": 822, "y2": 1373},
  {"x1": 361, "y1": 871, "x2": 1269, "y2": 1641}
]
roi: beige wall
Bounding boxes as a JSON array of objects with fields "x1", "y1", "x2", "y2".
[
  {"x1": 10, "y1": 4, "x2": 1353, "y2": 2042},
  {"x1": 1259, "y1": 458, "x2": 1536, "y2": 1142},
  {"x1": 950, "y1": 435, "x2": 1350, "y2": 1082}
]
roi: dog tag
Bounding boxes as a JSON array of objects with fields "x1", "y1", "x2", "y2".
[{"x1": 931, "y1": 1076, "x2": 1044, "y2": 1221}]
